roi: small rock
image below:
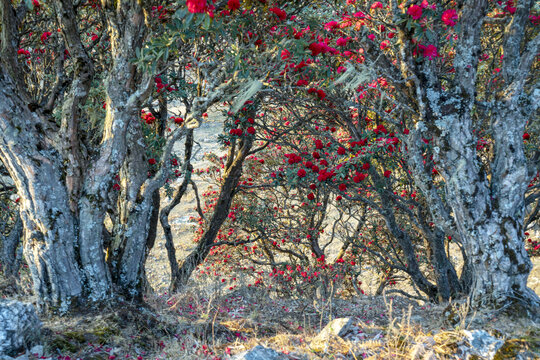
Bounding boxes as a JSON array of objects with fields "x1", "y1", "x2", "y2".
[
  {"x1": 29, "y1": 345, "x2": 44, "y2": 357},
  {"x1": 422, "y1": 350, "x2": 437, "y2": 360},
  {"x1": 232, "y1": 345, "x2": 288, "y2": 360},
  {"x1": 410, "y1": 343, "x2": 429, "y2": 359},
  {"x1": 410, "y1": 335, "x2": 438, "y2": 359},
  {"x1": 316, "y1": 318, "x2": 354, "y2": 339},
  {"x1": 417, "y1": 336, "x2": 436, "y2": 347},
  {"x1": 460, "y1": 330, "x2": 504, "y2": 359},
  {"x1": 0, "y1": 300, "x2": 41, "y2": 357}
]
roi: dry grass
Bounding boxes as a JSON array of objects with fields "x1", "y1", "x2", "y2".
[
  {"x1": 135, "y1": 285, "x2": 539, "y2": 359},
  {"x1": 7, "y1": 281, "x2": 537, "y2": 359}
]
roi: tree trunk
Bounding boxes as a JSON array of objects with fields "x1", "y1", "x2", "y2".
[
  {"x1": 161, "y1": 130, "x2": 194, "y2": 291},
  {"x1": 0, "y1": 71, "x2": 84, "y2": 310},
  {"x1": 422, "y1": 90, "x2": 539, "y2": 313},
  {"x1": 0, "y1": 0, "x2": 154, "y2": 310},
  {"x1": 426, "y1": 231, "x2": 462, "y2": 301},
  {"x1": 108, "y1": 118, "x2": 153, "y2": 299},
  {"x1": 171, "y1": 136, "x2": 253, "y2": 291}
]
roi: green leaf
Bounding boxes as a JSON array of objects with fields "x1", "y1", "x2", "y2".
[
  {"x1": 203, "y1": 15, "x2": 212, "y2": 30},
  {"x1": 163, "y1": 47, "x2": 169, "y2": 62},
  {"x1": 183, "y1": 13, "x2": 194, "y2": 30},
  {"x1": 24, "y1": 0, "x2": 34, "y2": 10},
  {"x1": 174, "y1": 8, "x2": 187, "y2": 20}
]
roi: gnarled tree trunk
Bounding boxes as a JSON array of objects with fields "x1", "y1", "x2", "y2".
[{"x1": 0, "y1": 0, "x2": 155, "y2": 310}]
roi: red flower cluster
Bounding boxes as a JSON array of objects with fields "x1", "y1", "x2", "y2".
[
  {"x1": 269, "y1": 7, "x2": 287, "y2": 21},
  {"x1": 186, "y1": 0, "x2": 208, "y2": 13},
  {"x1": 141, "y1": 110, "x2": 156, "y2": 124},
  {"x1": 227, "y1": 0, "x2": 240, "y2": 11},
  {"x1": 170, "y1": 116, "x2": 184, "y2": 125},
  {"x1": 442, "y1": 9, "x2": 458, "y2": 26},
  {"x1": 229, "y1": 128, "x2": 243, "y2": 136},
  {"x1": 308, "y1": 88, "x2": 326, "y2": 100},
  {"x1": 407, "y1": 5, "x2": 423, "y2": 20},
  {"x1": 17, "y1": 48, "x2": 30, "y2": 57},
  {"x1": 40, "y1": 31, "x2": 52, "y2": 43}
]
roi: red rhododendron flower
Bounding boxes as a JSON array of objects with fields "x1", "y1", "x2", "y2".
[
  {"x1": 407, "y1": 5, "x2": 423, "y2": 20},
  {"x1": 309, "y1": 42, "x2": 324, "y2": 56},
  {"x1": 17, "y1": 48, "x2": 30, "y2": 56},
  {"x1": 186, "y1": 0, "x2": 207, "y2": 13},
  {"x1": 148, "y1": 158, "x2": 157, "y2": 165},
  {"x1": 336, "y1": 37, "x2": 349, "y2": 47},
  {"x1": 370, "y1": 2, "x2": 383, "y2": 10},
  {"x1": 523, "y1": 133, "x2": 530, "y2": 140},
  {"x1": 281, "y1": 49, "x2": 290, "y2": 60},
  {"x1": 423, "y1": 44, "x2": 439, "y2": 60},
  {"x1": 297, "y1": 168, "x2": 307, "y2": 178},
  {"x1": 227, "y1": 0, "x2": 240, "y2": 11},
  {"x1": 269, "y1": 7, "x2": 286, "y2": 21},
  {"x1": 307, "y1": 193, "x2": 315, "y2": 200},
  {"x1": 505, "y1": 0, "x2": 516, "y2": 14},
  {"x1": 247, "y1": 126, "x2": 256, "y2": 135},
  {"x1": 324, "y1": 21, "x2": 339, "y2": 31},
  {"x1": 337, "y1": 146, "x2": 346, "y2": 155},
  {"x1": 338, "y1": 183, "x2": 347, "y2": 191},
  {"x1": 384, "y1": 170, "x2": 392, "y2": 178},
  {"x1": 40, "y1": 31, "x2": 52, "y2": 43},
  {"x1": 442, "y1": 9, "x2": 458, "y2": 26}
]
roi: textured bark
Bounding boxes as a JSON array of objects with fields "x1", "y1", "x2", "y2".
[
  {"x1": 161, "y1": 130, "x2": 194, "y2": 291},
  {"x1": 109, "y1": 118, "x2": 153, "y2": 298},
  {"x1": 0, "y1": 213, "x2": 23, "y2": 278},
  {"x1": 426, "y1": 230, "x2": 462, "y2": 301},
  {"x1": 0, "y1": 70, "x2": 83, "y2": 310},
  {"x1": 53, "y1": 0, "x2": 95, "y2": 212},
  {"x1": 402, "y1": 0, "x2": 540, "y2": 312},
  {"x1": 0, "y1": 0, "x2": 154, "y2": 310}
]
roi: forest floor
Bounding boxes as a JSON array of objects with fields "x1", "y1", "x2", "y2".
[
  {"x1": 6, "y1": 281, "x2": 539, "y2": 359},
  {"x1": 2, "y1": 118, "x2": 540, "y2": 359}
]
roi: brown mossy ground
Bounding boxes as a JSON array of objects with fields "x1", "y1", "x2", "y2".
[
  {"x1": 39, "y1": 302, "x2": 178, "y2": 359},
  {"x1": 16, "y1": 286, "x2": 536, "y2": 359}
]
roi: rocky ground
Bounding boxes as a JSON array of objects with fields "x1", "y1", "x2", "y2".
[{"x1": 2, "y1": 285, "x2": 539, "y2": 359}]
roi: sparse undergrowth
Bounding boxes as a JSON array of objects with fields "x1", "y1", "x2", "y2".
[{"x1": 14, "y1": 285, "x2": 538, "y2": 360}]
